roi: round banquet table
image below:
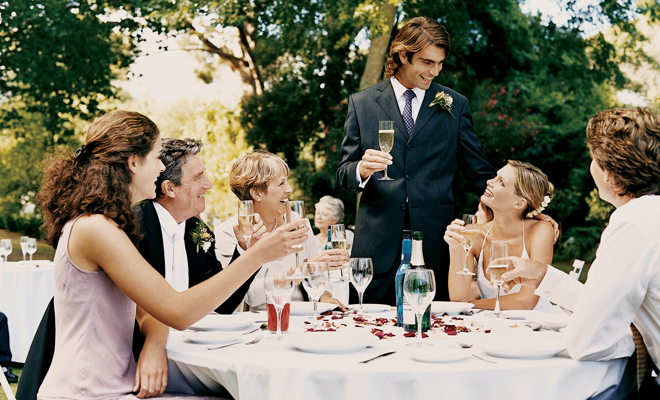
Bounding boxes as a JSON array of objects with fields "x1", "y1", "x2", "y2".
[
  {"x1": 166, "y1": 308, "x2": 631, "y2": 400},
  {"x1": 0, "y1": 261, "x2": 54, "y2": 363}
]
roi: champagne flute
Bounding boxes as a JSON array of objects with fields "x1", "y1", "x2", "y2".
[
  {"x1": 20, "y1": 236, "x2": 29, "y2": 261},
  {"x1": 301, "y1": 261, "x2": 330, "y2": 321},
  {"x1": 0, "y1": 239, "x2": 11, "y2": 263},
  {"x1": 456, "y1": 214, "x2": 478, "y2": 276},
  {"x1": 238, "y1": 200, "x2": 255, "y2": 249},
  {"x1": 377, "y1": 121, "x2": 394, "y2": 181},
  {"x1": 349, "y1": 258, "x2": 373, "y2": 314},
  {"x1": 487, "y1": 240, "x2": 509, "y2": 317},
  {"x1": 263, "y1": 267, "x2": 295, "y2": 339},
  {"x1": 403, "y1": 269, "x2": 436, "y2": 347},
  {"x1": 27, "y1": 238, "x2": 37, "y2": 261},
  {"x1": 330, "y1": 224, "x2": 349, "y2": 280},
  {"x1": 285, "y1": 201, "x2": 306, "y2": 277}
]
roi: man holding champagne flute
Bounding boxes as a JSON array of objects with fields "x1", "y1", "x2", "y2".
[{"x1": 337, "y1": 16, "x2": 495, "y2": 305}]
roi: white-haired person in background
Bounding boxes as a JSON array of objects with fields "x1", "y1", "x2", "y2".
[{"x1": 314, "y1": 195, "x2": 354, "y2": 253}]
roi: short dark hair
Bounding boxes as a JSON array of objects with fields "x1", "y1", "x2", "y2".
[
  {"x1": 384, "y1": 16, "x2": 451, "y2": 79},
  {"x1": 156, "y1": 138, "x2": 203, "y2": 198},
  {"x1": 587, "y1": 108, "x2": 660, "y2": 198}
]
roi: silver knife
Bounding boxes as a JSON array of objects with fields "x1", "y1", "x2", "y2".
[{"x1": 359, "y1": 351, "x2": 396, "y2": 364}]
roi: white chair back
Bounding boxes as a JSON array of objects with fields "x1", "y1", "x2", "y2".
[
  {"x1": 568, "y1": 259, "x2": 585, "y2": 280},
  {"x1": 0, "y1": 369, "x2": 17, "y2": 400}
]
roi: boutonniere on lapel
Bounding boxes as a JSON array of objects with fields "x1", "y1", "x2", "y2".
[
  {"x1": 191, "y1": 220, "x2": 214, "y2": 253},
  {"x1": 428, "y1": 91, "x2": 455, "y2": 119}
]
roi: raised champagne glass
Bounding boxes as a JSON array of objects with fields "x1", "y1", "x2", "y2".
[
  {"x1": 377, "y1": 121, "x2": 394, "y2": 181},
  {"x1": 238, "y1": 200, "x2": 255, "y2": 249},
  {"x1": 487, "y1": 240, "x2": 509, "y2": 317},
  {"x1": 456, "y1": 214, "x2": 478, "y2": 276},
  {"x1": 285, "y1": 201, "x2": 306, "y2": 277},
  {"x1": 403, "y1": 268, "x2": 436, "y2": 347}
]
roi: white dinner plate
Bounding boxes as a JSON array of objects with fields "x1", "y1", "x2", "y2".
[
  {"x1": 477, "y1": 333, "x2": 565, "y2": 359},
  {"x1": 349, "y1": 304, "x2": 391, "y2": 313},
  {"x1": 289, "y1": 302, "x2": 337, "y2": 316},
  {"x1": 406, "y1": 344, "x2": 472, "y2": 363},
  {"x1": 285, "y1": 331, "x2": 377, "y2": 354},
  {"x1": 190, "y1": 313, "x2": 256, "y2": 331},
  {"x1": 525, "y1": 311, "x2": 570, "y2": 330},
  {"x1": 182, "y1": 331, "x2": 243, "y2": 345},
  {"x1": 431, "y1": 301, "x2": 475, "y2": 316}
]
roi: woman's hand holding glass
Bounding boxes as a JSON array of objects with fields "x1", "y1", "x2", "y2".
[
  {"x1": 247, "y1": 219, "x2": 310, "y2": 265},
  {"x1": 233, "y1": 213, "x2": 266, "y2": 251}
]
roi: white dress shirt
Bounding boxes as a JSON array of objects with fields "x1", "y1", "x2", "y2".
[
  {"x1": 153, "y1": 201, "x2": 189, "y2": 292},
  {"x1": 356, "y1": 77, "x2": 427, "y2": 187},
  {"x1": 535, "y1": 195, "x2": 660, "y2": 382}
]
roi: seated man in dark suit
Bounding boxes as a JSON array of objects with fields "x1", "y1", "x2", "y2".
[
  {"x1": 131, "y1": 138, "x2": 257, "y2": 396},
  {"x1": 1, "y1": 311, "x2": 18, "y2": 383}
]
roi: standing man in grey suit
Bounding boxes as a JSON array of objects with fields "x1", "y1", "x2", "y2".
[{"x1": 337, "y1": 16, "x2": 496, "y2": 305}]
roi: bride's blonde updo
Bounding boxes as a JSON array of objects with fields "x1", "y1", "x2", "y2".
[{"x1": 508, "y1": 160, "x2": 554, "y2": 218}]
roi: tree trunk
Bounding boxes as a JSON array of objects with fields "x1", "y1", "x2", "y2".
[{"x1": 359, "y1": 2, "x2": 397, "y2": 91}]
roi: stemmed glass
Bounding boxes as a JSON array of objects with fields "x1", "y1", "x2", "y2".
[
  {"x1": 377, "y1": 121, "x2": 394, "y2": 181},
  {"x1": 456, "y1": 214, "x2": 478, "y2": 276},
  {"x1": 264, "y1": 267, "x2": 295, "y2": 339},
  {"x1": 403, "y1": 269, "x2": 436, "y2": 347},
  {"x1": 487, "y1": 240, "x2": 509, "y2": 317},
  {"x1": 27, "y1": 238, "x2": 37, "y2": 261},
  {"x1": 301, "y1": 261, "x2": 330, "y2": 321},
  {"x1": 285, "y1": 201, "x2": 306, "y2": 277},
  {"x1": 0, "y1": 239, "x2": 12, "y2": 263},
  {"x1": 330, "y1": 224, "x2": 349, "y2": 280},
  {"x1": 20, "y1": 236, "x2": 29, "y2": 261},
  {"x1": 238, "y1": 200, "x2": 255, "y2": 249},
  {"x1": 349, "y1": 258, "x2": 373, "y2": 314}
]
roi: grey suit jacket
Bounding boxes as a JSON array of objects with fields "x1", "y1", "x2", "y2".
[{"x1": 337, "y1": 79, "x2": 495, "y2": 304}]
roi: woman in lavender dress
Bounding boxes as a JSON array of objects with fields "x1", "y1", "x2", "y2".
[{"x1": 36, "y1": 111, "x2": 308, "y2": 399}]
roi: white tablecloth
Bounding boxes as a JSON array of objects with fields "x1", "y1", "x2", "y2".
[
  {"x1": 166, "y1": 310, "x2": 630, "y2": 400},
  {"x1": 0, "y1": 261, "x2": 54, "y2": 363}
]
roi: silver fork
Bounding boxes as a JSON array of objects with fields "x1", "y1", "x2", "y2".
[{"x1": 208, "y1": 334, "x2": 265, "y2": 350}]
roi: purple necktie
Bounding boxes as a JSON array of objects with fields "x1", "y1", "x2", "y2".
[{"x1": 403, "y1": 89, "x2": 416, "y2": 137}]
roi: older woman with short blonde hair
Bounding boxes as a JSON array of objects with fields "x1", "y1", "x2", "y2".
[
  {"x1": 314, "y1": 195, "x2": 354, "y2": 252},
  {"x1": 216, "y1": 150, "x2": 349, "y2": 309}
]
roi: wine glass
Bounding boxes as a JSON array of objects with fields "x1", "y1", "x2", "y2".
[
  {"x1": 263, "y1": 266, "x2": 295, "y2": 339},
  {"x1": 403, "y1": 269, "x2": 436, "y2": 347},
  {"x1": 487, "y1": 240, "x2": 509, "y2": 317},
  {"x1": 285, "y1": 201, "x2": 306, "y2": 277},
  {"x1": 349, "y1": 258, "x2": 373, "y2": 314},
  {"x1": 330, "y1": 224, "x2": 349, "y2": 280},
  {"x1": 238, "y1": 200, "x2": 255, "y2": 249},
  {"x1": 377, "y1": 121, "x2": 394, "y2": 181},
  {"x1": 0, "y1": 239, "x2": 13, "y2": 263},
  {"x1": 456, "y1": 214, "x2": 478, "y2": 276},
  {"x1": 301, "y1": 261, "x2": 330, "y2": 321},
  {"x1": 27, "y1": 238, "x2": 37, "y2": 261},
  {"x1": 20, "y1": 236, "x2": 29, "y2": 261}
]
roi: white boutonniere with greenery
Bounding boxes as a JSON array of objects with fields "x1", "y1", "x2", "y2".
[
  {"x1": 428, "y1": 91, "x2": 455, "y2": 119},
  {"x1": 191, "y1": 220, "x2": 214, "y2": 253}
]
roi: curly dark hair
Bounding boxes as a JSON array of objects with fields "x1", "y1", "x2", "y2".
[
  {"x1": 587, "y1": 108, "x2": 660, "y2": 198},
  {"x1": 38, "y1": 110, "x2": 160, "y2": 248},
  {"x1": 384, "y1": 16, "x2": 451, "y2": 79}
]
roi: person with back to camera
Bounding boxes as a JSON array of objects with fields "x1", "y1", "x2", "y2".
[
  {"x1": 36, "y1": 110, "x2": 308, "y2": 399},
  {"x1": 501, "y1": 108, "x2": 660, "y2": 398},
  {"x1": 444, "y1": 160, "x2": 558, "y2": 312}
]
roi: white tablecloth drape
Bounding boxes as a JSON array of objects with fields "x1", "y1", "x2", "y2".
[
  {"x1": 166, "y1": 311, "x2": 630, "y2": 400},
  {"x1": 0, "y1": 261, "x2": 54, "y2": 363}
]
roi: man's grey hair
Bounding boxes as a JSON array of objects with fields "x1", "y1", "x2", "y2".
[
  {"x1": 156, "y1": 138, "x2": 203, "y2": 198},
  {"x1": 315, "y1": 195, "x2": 345, "y2": 222}
]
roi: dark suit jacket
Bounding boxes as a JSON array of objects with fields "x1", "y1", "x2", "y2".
[
  {"x1": 133, "y1": 200, "x2": 252, "y2": 314},
  {"x1": 337, "y1": 79, "x2": 496, "y2": 305}
]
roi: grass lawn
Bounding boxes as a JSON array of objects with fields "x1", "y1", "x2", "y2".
[{"x1": 1, "y1": 364, "x2": 22, "y2": 400}]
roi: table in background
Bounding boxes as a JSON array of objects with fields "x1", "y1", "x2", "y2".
[
  {"x1": 166, "y1": 310, "x2": 630, "y2": 400},
  {"x1": 0, "y1": 261, "x2": 54, "y2": 363}
]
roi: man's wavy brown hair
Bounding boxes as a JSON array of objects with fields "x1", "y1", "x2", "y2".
[
  {"x1": 38, "y1": 110, "x2": 160, "y2": 248},
  {"x1": 587, "y1": 108, "x2": 660, "y2": 198},
  {"x1": 384, "y1": 16, "x2": 451, "y2": 79}
]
